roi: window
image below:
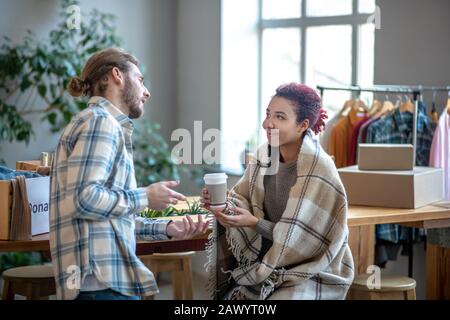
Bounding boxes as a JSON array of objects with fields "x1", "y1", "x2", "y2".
[{"x1": 221, "y1": 0, "x2": 375, "y2": 174}]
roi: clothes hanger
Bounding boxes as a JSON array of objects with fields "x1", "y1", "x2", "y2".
[
  {"x1": 374, "y1": 94, "x2": 394, "y2": 118},
  {"x1": 356, "y1": 89, "x2": 368, "y2": 111},
  {"x1": 394, "y1": 94, "x2": 402, "y2": 108},
  {"x1": 386, "y1": 94, "x2": 401, "y2": 113},
  {"x1": 400, "y1": 94, "x2": 414, "y2": 113},
  {"x1": 352, "y1": 98, "x2": 367, "y2": 113},
  {"x1": 343, "y1": 89, "x2": 366, "y2": 124},
  {"x1": 430, "y1": 89, "x2": 438, "y2": 124},
  {"x1": 339, "y1": 99, "x2": 354, "y2": 116},
  {"x1": 368, "y1": 93, "x2": 382, "y2": 116},
  {"x1": 339, "y1": 89, "x2": 359, "y2": 116}
]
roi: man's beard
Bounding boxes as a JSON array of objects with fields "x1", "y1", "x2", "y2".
[{"x1": 122, "y1": 77, "x2": 143, "y2": 119}]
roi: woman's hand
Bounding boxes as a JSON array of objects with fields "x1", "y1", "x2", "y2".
[
  {"x1": 166, "y1": 214, "x2": 210, "y2": 239},
  {"x1": 212, "y1": 207, "x2": 258, "y2": 229}
]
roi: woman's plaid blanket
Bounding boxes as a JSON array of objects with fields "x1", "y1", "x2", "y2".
[{"x1": 206, "y1": 131, "x2": 354, "y2": 300}]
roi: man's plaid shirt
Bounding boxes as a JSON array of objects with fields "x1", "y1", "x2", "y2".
[{"x1": 50, "y1": 96, "x2": 170, "y2": 299}]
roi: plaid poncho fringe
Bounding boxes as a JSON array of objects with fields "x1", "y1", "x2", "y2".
[{"x1": 205, "y1": 131, "x2": 355, "y2": 300}]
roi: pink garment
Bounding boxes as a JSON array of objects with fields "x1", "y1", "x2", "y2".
[{"x1": 429, "y1": 110, "x2": 450, "y2": 200}]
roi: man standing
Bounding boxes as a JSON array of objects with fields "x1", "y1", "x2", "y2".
[{"x1": 50, "y1": 47, "x2": 208, "y2": 300}]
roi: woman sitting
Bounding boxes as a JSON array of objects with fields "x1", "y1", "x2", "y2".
[{"x1": 201, "y1": 83, "x2": 354, "y2": 300}]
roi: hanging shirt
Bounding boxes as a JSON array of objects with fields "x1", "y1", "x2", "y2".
[
  {"x1": 429, "y1": 110, "x2": 450, "y2": 200},
  {"x1": 428, "y1": 110, "x2": 450, "y2": 248},
  {"x1": 319, "y1": 113, "x2": 342, "y2": 154},
  {"x1": 348, "y1": 116, "x2": 370, "y2": 166},
  {"x1": 329, "y1": 107, "x2": 366, "y2": 168},
  {"x1": 357, "y1": 116, "x2": 380, "y2": 145}
]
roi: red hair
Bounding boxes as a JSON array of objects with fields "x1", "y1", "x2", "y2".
[{"x1": 275, "y1": 83, "x2": 328, "y2": 134}]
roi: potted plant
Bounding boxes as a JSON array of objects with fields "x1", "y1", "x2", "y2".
[{"x1": 139, "y1": 199, "x2": 209, "y2": 219}]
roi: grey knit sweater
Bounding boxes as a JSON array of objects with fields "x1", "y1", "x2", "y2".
[{"x1": 256, "y1": 159, "x2": 298, "y2": 259}]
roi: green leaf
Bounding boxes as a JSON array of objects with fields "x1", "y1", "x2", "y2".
[
  {"x1": 47, "y1": 112, "x2": 57, "y2": 125},
  {"x1": 63, "y1": 111, "x2": 72, "y2": 124},
  {"x1": 37, "y1": 84, "x2": 47, "y2": 98},
  {"x1": 49, "y1": 84, "x2": 57, "y2": 98},
  {"x1": 20, "y1": 77, "x2": 32, "y2": 91}
]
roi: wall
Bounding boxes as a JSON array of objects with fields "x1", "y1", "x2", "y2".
[
  {"x1": 375, "y1": 0, "x2": 450, "y2": 111},
  {"x1": 174, "y1": 0, "x2": 221, "y2": 196}
]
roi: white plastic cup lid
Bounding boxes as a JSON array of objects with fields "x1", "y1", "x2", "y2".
[
  {"x1": 210, "y1": 204, "x2": 226, "y2": 209},
  {"x1": 203, "y1": 173, "x2": 228, "y2": 185}
]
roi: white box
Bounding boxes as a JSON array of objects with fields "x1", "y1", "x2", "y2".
[
  {"x1": 338, "y1": 166, "x2": 444, "y2": 208},
  {"x1": 26, "y1": 177, "x2": 50, "y2": 236}
]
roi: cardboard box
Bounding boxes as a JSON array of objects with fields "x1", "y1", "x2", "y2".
[
  {"x1": 0, "y1": 180, "x2": 12, "y2": 240},
  {"x1": 338, "y1": 166, "x2": 444, "y2": 209},
  {"x1": 16, "y1": 160, "x2": 51, "y2": 176},
  {"x1": 16, "y1": 160, "x2": 41, "y2": 172},
  {"x1": 358, "y1": 144, "x2": 414, "y2": 170},
  {"x1": 0, "y1": 176, "x2": 50, "y2": 240}
]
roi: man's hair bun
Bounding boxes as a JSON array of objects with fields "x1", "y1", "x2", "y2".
[{"x1": 67, "y1": 77, "x2": 90, "y2": 97}]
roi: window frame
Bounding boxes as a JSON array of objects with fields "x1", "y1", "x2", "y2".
[{"x1": 257, "y1": 0, "x2": 374, "y2": 126}]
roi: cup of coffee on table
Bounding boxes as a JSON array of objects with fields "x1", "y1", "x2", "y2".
[{"x1": 204, "y1": 173, "x2": 228, "y2": 209}]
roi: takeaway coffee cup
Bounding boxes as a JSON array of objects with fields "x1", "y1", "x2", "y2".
[{"x1": 204, "y1": 173, "x2": 228, "y2": 209}]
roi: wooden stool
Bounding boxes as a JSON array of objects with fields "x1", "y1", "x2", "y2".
[
  {"x1": 348, "y1": 274, "x2": 416, "y2": 300},
  {"x1": 2, "y1": 265, "x2": 56, "y2": 300},
  {"x1": 140, "y1": 252, "x2": 195, "y2": 300}
]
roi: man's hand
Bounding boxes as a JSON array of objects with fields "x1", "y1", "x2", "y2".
[
  {"x1": 145, "y1": 181, "x2": 186, "y2": 210},
  {"x1": 212, "y1": 207, "x2": 258, "y2": 229},
  {"x1": 166, "y1": 214, "x2": 210, "y2": 239}
]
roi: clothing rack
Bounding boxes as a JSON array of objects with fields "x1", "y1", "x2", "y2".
[
  {"x1": 317, "y1": 85, "x2": 450, "y2": 167},
  {"x1": 317, "y1": 84, "x2": 450, "y2": 278}
]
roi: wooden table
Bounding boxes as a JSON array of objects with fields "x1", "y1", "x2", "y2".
[
  {"x1": 1, "y1": 200, "x2": 449, "y2": 299},
  {"x1": 347, "y1": 203, "x2": 450, "y2": 273},
  {"x1": 0, "y1": 216, "x2": 211, "y2": 255},
  {"x1": 346, "y1": 202, "x2": 450, "y2": 300},
  {"x1": 0, "y1": 197, "x2": 208, "y2": 254}
]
